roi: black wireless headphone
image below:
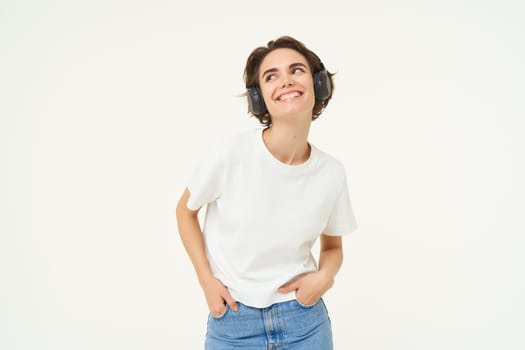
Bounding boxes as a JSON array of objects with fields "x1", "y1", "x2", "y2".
[{"x1": 247, "y1": 62, "x2": 332, "y2": 115}]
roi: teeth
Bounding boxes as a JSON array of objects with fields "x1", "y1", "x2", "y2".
[{"x1": 279, "y1": 92, "x2": 301, "y2": 101}]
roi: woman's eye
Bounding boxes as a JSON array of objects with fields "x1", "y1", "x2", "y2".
[
  {"x1": 265, "y1": 74, "x2": 276, "y2": 82},
  {"x1": 292, "y1": 67, "x2": 304, "y2": 74}
]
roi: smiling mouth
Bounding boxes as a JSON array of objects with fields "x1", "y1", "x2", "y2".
[{"x1": 277, "y1": 91, "x2": 303, "y2": 101}]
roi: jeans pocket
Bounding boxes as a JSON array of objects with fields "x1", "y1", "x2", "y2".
[
  {"x1": 210, "y1": 305, "x2": 228, "y2": 320},
  {"x1": 295, "y1": 296, "x2": 321, "y2": 309}
]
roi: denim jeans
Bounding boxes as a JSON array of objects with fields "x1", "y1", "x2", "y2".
[{"x1": 205, "y1": 298, "x2": 333, "y2": 349}]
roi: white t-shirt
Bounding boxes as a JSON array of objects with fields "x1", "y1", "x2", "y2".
[{"x1": 186, "y1": 128, "x2": 357, "y2": 308}]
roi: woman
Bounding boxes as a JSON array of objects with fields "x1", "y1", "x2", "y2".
[{"x1": 176, "y1": 36, "x2": 357, "y2": 349}]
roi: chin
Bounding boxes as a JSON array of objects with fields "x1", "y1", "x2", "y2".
[
  {"x1": 271, "y1": 101, "x2": 311, "y2": 115},
  {"x1": 273, "y1": 104, "x2": 314, "y2": 118}
]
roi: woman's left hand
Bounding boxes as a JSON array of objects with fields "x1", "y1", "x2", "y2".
[{"x1": 278, "y1": 271, "x2": 334, "y2": 306}]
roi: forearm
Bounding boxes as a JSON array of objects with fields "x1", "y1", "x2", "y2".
[{"x1": 318, "y1": 245, "x2": 343, "y2": 282}]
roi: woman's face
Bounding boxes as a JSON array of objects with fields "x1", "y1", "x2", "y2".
[{"x1": 258, "y1": 48, "x2": 315, "y2": 120}]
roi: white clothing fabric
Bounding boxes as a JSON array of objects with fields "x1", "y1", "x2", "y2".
[{"x1": 186, "y1": 128, "x2": 357, "y2": 308}]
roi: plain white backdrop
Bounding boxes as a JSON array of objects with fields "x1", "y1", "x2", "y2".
[{"x1": 2, "y1": 0, "x2": 524, "y2": 349}]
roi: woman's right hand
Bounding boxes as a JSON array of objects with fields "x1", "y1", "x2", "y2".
[{"x1": 201, "y1": 276, "x2": 238, "y2": 317}]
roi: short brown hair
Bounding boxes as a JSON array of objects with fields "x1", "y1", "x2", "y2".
[{"x1": 243, "y1": 36, "x2": 335, "y2": 127}]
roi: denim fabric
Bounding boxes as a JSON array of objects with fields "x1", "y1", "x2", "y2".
[{"x1": 205, "y1": 298, "x2": 333, "y2": 349}]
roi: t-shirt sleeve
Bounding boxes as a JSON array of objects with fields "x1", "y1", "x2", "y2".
[
  {"x1": 186, "y1": 144, "x2": 224, "y2": 211},
  {"x1": 323, "y1": 172, "x2": 358, "y2": 236}
]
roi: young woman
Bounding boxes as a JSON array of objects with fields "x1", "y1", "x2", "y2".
[{"x1": 176, "y1": 36, "x2": 357, "y2": 349}]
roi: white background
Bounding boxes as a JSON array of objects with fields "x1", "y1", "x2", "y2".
[{"x1": 2, "y1": 0, "x2": 524, "y2": 349}]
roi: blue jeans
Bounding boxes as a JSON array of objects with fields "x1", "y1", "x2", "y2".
[{"x1": 205, "y1": 298, "x2": 333, "y2": 349}]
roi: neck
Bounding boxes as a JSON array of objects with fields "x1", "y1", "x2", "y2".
[{"x1": 262, "y1": 118, "x2": 312, "y2": 165}]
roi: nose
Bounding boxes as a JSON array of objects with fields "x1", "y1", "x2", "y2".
[{"x1": 280, "y1": 74, "x2": 294, "y2": 88}]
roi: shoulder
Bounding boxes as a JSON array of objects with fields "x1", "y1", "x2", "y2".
[
  {"x1": 310, "y1": 145, "x2": 349, "y2": 193},
  {"x1": 313, "y1": 145, "x2": 346, "y2": 176}
]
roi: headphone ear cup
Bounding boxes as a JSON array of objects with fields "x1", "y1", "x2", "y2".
[
  {"x1": 247, "y1": 87, "x2": 267, "y2": 115},
  {"x1": 313, "y1": 70, "x2": 331, "y2": 100}
]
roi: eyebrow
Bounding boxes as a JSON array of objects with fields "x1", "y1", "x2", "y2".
[{"x1": 261, "y1": 62, "x2": 309, "y2": 79}]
